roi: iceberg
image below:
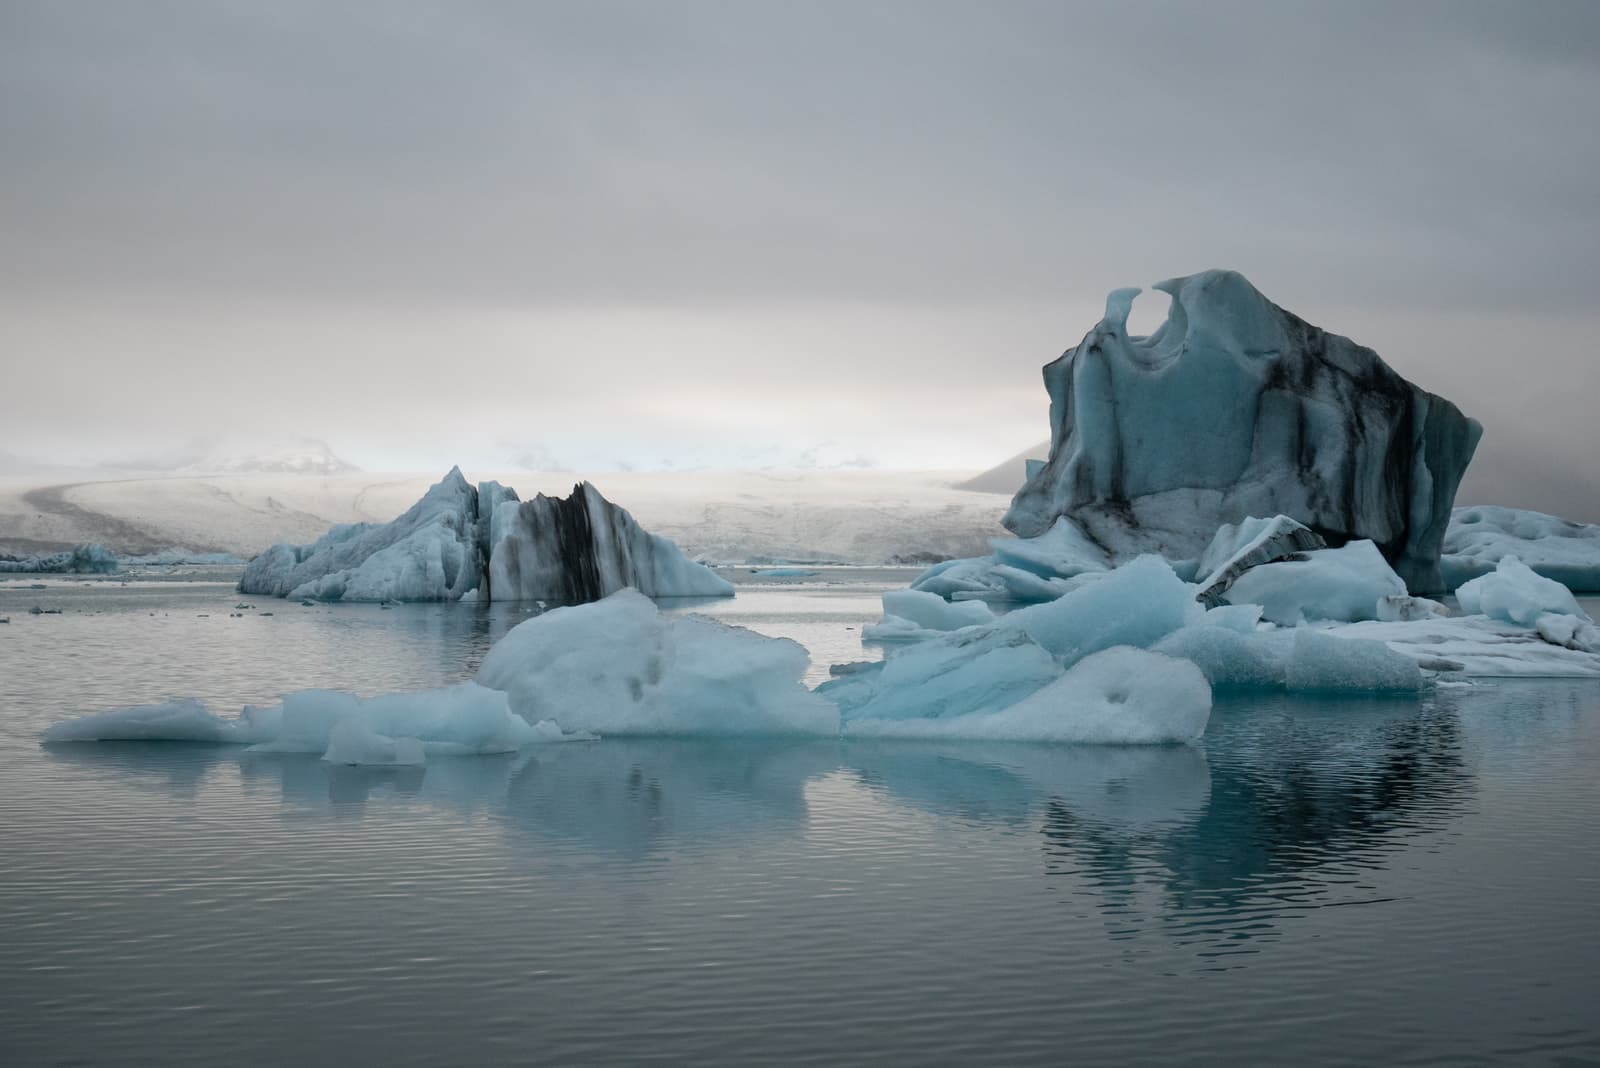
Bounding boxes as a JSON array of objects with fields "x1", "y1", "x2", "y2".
[
  {"x1": 1221, "y1": 540, "x2": 1407, "y2": 625},
  {"x1": 238, "y1": 468, "x2": 729, "y2": 603},
  {"x1": 1002, "y1": 270, "x2": 1481, "y2": 593},
  {"x1": 863, "y1": 588, "x2": 996, "y2": 641},
  {"x1": 842, "y1": 647, "x2": 1211, "y2": 744},
  {"x1": 484, "y1": 482, "x2": 733, "y2": 601},
  {"x1": 1442, "y1": 506, "x2": 1600, "y2": 591},
  {"x1": 908, "y1": 517, "x2": 1110, "y2": 603},
  {"x1": 1327, "y1": 615, "x2": 1600, "y2": 676},
  {"x1": 821, "y1": 625, "x2": 1064, "y2": 724},
  {"x1": 1454, "y1": 555, "x2": 1592, "y2": 627},
  {"x1": 475, "y1": 589, "x2": 833, "y2": 736},
  {"x1": 238, "y1": 467, "x2": 482, "y2": 601},
  {"x1": 40, "y1": 682, "x2": 583, "y2": 764},
  {"x1": 0, "y1": 543, "x2": 119, "y2": 574},
  {"x1": 1193, "y1": 515, "x2": 1326, "y2": 606}
]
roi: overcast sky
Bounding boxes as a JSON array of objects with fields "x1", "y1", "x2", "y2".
[{"x1": 2, "y1": 2, "x2": 1597, "y2": 508}]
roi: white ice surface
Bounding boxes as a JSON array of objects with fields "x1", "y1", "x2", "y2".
[
  {"x1": 41, "y1": 682, "x2": 583, "y2": 763},
  {"x1": 843, "y1": 647, "x2": 1211, "y2": 744},
  {"x1": 863, "y1": 588, "x2": 995, "y2": 641},
  {"x1": 1442, "y1": 505, "x2": 1600, "y2": 591},
  {"x1": 475, "y1": 589, "x2": 835, "y2": 736},
  {"x1": 1326, "y1": 616, "x2": 1600, "y2": 677},
  {"x1": 238, "y1": 467, "x2": 482, "y2": 602},
  {"x1": 1223, "y1": 540, "x2": 1406, "y2": 625},
  {"x1": 1454, "y1": 554, "x2": 1591, "y2": 626}
]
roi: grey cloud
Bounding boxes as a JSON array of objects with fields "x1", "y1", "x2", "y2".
[{"x1": 3, "y1": 1, "x2": 1598, "y2": 311}]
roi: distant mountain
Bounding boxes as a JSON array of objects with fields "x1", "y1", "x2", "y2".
[
  {"x1": 177, "y1": 438, "x2": 360, "y2": 477},
  {"x1": 955, "y1": 440, "x2": 1049, "y2": 495}
]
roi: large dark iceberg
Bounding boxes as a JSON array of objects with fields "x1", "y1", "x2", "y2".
[
  {"x1": 1003, "y1": 270, "x2": 1481, "y2": 593},
  {"x1": 238, "y1": 468, "x2": 731, "y2": 602}
]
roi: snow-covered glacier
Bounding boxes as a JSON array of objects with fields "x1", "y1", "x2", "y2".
[
  {"x1": 1002, "y1": 270, "x2": 1482, "y2": 594},
  {"x1": 238, "y1": 467, "x2": 730, "y2": 603}
]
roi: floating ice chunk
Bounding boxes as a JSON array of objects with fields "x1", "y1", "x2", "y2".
[
  {"x1": 121, "y1": 550, "x2": 242, "y2": 566},
  {"x1": 1154, "y1": 622, "x2": 1426, "y2": 693},
  {"x1": 41, "y1": 681, "x2": 578, "y2": 761},
  {"x1": 989, "y1": 517, "x2": 1110, "y2": 579},
  {"x1": 1194, "y1": 515, "x2": 1326, "y2": 606},
  {"x1": 0, "y1": 543, "x2": 119, "y2": 574},
  {"x1": 844, "y1": 647, "x2": 1210, "y2": 744},
  {"x1": 1003, "y1": 269, "x2": 1481, "y2": 593},
  {"x1": 1223, "y1": 540, "x2": 1406, "y2": 625},
  {"x1": 907, "y1": 518, "x2": 1109, "y2": 604},
  {"x1": 1152, "y1": 626, "x2": 1290, "y2": 690},
  {"x1": 1004, "y1": 555, "x2": 1203, "y2": 665},
  {"x1": 865, "y1": 589, "x2": 994, "y2": 642},
  {"x1": 1376, "y1": 594, "x2": 1449, "y2": 622},
  {"x1": 1284, "y1": 631, "x2": 1424, "y2": 693},
  {"x1": 1442, "y1": 505, "x2": 1600, "y2": 591},
  {"x1": 860, "y1": 615, "x2": 936, "y2": 642},
  {"x1": 822, "y1": 626, "x2": 1063, "y2": 724},
  {"x1": 286, "y1": 521, "x2": 481, "y2": 603},
  {"x1": 752, "y1": 568, "x2": 819, "y2": 577},
  {"x1": 41, "y1": 698, "x2": 260, "y2": 743},
  {"x1": 1454, "y1": 555, "x2": 1591, "y2": 627},
  {"x1": 1327, "y1": 616, "x2": 1600, "y2": 677},
  {"x1": 240, "y1": 467, "x2": 481, "y2": 602},
  {"x1": 475, "y1": 589, "x2": 832, "y2": 736},
  {"x1": 1534, "y1": 614, "x2": 1600, "y2": 654},
  {"x1": 487, "y1": 482, "x2": 733, "y2": 601}
]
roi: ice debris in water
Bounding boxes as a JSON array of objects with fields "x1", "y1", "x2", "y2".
[{"x1": 0, "y1": 543, "x2": 119, "y2": 574}]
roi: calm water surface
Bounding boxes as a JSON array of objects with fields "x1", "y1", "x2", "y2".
[{"x1": 2, "y1": 574, "x2": 1598, "y2": 1066}]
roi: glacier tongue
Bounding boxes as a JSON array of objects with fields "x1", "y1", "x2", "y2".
[{"x1": 1003, "y1": 269, "x2": 1482, "y2": 593}]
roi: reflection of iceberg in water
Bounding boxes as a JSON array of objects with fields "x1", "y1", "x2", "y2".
[
  {"x1": 845, "y1": 742, "x2": 1210, "y2": 831},
  {"x1": 1038, "y1": 693, "x2": 1475, "y2": 961},
  {"x1": 43, "y1": 685, "x2": 1524, "y2": 970},
  {"x1": 498, "y1": 739, "x2": 842, "y2": 860}
]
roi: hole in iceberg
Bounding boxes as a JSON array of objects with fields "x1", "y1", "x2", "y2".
[{"x1": 1124, "y1": 289, "x2": 1172, "y2": 340}]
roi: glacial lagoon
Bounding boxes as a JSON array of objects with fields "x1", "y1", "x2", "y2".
[{"x1": 2, "y1": 572, "x2": 1598, "y2": 1065}]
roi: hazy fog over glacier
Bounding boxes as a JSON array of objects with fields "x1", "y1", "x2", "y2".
[{"x1": 2, "y1": 2, "x2": 1598, "y2": 512}]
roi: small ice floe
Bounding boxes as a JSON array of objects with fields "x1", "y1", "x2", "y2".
[{"x1": 42, "y1": 683, "x2": 591, "y2": 766}]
